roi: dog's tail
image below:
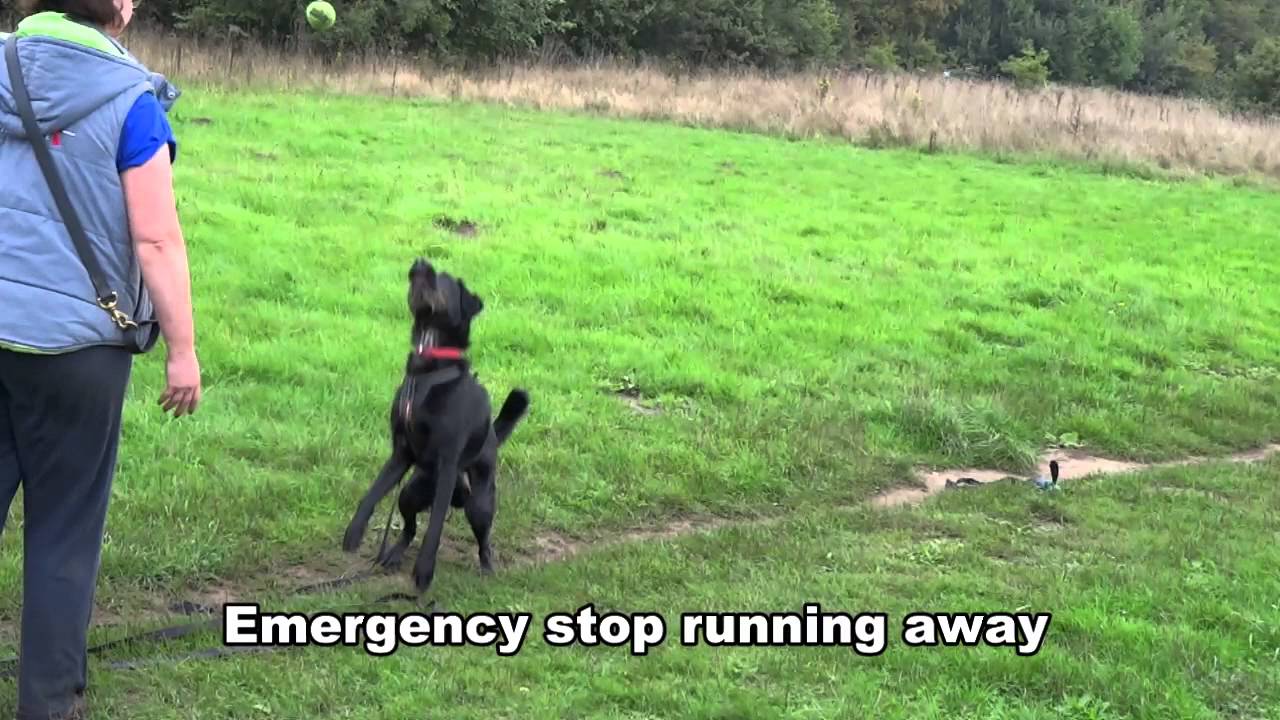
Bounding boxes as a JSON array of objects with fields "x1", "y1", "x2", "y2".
[{"x1": 494, "y1": 389, "x2": 530, "y2": 446}]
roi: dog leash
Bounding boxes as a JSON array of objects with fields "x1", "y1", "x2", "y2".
[
  {"x1": 0, "y1": 363, "x2": 471, "y2": 677},
  {"x1": 0, "y1": 571, "x2": 430, "y2": 679},
  {"x1": 0, "y1": 549, "x2": 439, "y2": 678},
  {"x1": 0, "y1": 483, "x2": 422, "y2": 678}
]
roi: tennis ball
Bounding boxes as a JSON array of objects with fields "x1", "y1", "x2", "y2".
[{"x1": 306, "y1": 1, "x2": 336, "y2": 31}]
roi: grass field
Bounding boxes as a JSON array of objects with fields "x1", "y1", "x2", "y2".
[{"x1": 1, "y1": 83, "x2": 1279, "y2": 718}]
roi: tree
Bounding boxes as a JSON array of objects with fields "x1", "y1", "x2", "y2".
[
  {"x1": 1000, "y1": 40, "x2": 1050, "y2": 88},
  {"x1": 1234, "y1": 37, "x2": 1280, "y2": 114},
  {"x1": 760, "y1": 0, "x2": 841, "y2": 68},
  {"x1": 552, "y1": 0, "x2": 658, "y2": 58},
  {"x1": 834, "y1": 0, "x2": 961, "y2": 68},
  {"x1": 1082, "y1": 2, "x2": 1144, "y2": 87},
  {"x1": 1136, "y1": 0, "x2": 1217, "y2": 95}
]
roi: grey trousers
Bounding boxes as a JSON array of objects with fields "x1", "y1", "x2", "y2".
[{"x1": 0, "y1": 345, "x2": 132, "y2": 719}]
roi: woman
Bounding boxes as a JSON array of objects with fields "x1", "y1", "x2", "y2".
[{"x1": 0, "y1": 1, "x2": 200, "y2": 717}]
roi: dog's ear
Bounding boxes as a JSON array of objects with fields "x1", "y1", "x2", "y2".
[{"x1": 458, "y1": 280, "x2": 484, "y2": 321}]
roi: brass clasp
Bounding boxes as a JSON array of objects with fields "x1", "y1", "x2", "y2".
[{"x1": 97, "y1": 293, "x2": 139, "y2": 331}]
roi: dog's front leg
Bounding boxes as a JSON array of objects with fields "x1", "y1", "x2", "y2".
[
  {"x1": 378, "y1": 467, "x2": 433, "y2": 570},
  {"x1": 412, "y1": 449, "x2": 461, "y2": 592},
  {"x1": 343, "y1": 451, "x2": 412, "y2": 553}
]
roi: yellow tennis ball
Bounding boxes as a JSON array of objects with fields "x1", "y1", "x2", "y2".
[{"x1": 306, "y1": 1, "x2": 336, "y2": 31}]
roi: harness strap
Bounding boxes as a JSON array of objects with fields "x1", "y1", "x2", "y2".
[{"x1": 396, "y1": 365, "x2": 465, "y2": 456}]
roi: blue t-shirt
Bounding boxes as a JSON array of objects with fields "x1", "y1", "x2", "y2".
[{"x1": 116, "y1": 91, "x2": 177, "y2": 173}]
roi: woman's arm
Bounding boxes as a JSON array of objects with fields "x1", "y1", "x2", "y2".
[{"x1": 121, "y1": 148, "x2": 202, "y2": 417}]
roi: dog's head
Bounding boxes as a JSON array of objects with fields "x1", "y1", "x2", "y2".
[{"x1": 407, "y1": 257, "x2": 484, "y2": 349}]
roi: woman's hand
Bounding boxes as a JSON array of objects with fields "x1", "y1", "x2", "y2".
[{"x1": 161, "y1": 346, "x2": 201, "y2": 417}]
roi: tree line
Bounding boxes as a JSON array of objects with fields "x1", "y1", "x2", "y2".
[{"x1": 8, "y1": 0, "x2": 1279, "y2": 113}]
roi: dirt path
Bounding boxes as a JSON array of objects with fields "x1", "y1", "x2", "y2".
[
  {"x1": 520, "y1": 442, "x2": 1280, "y2": 566},
  {"x1": 72, "y1": 441, "x2": 1280, "y2": 630},
  {"x1": 871, "y1": 442, "x2": 1280, "y2": 509}
]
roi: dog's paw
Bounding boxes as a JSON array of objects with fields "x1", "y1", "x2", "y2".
[
  {"x1": 341, "y1": 524, "x2": 365, "y2": 553},
  {"x1": 412, "y1": 564, "x2": 436, "y2": 593},
  {"x1": 377, "y1": 545, "x2": 407, "y2": 571}
]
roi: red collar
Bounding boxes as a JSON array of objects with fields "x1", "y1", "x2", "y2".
[{"x1": 418, "y1": 346, "x2": 464, "y2": 360}]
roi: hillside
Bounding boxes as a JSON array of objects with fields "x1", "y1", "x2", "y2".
[{"x1": 0, "y1": 82, "x2": 1278, "y2": 718}]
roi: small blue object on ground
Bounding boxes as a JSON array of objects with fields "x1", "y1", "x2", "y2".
[{"x1": 1034, "y1": 460, "x2": 1061, "y2": 491}]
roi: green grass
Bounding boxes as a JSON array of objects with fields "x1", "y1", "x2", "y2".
[
  {"x1": 80, "y1": 460, "x2": 1280, "y2": 719},
  {"x1": 2, "y1": 86, "x2": 1279, "y2": 717}
]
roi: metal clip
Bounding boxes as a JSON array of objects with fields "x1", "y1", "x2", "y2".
[{"x1": 97, "y1": 293, "x2": 139, "y2": 331}]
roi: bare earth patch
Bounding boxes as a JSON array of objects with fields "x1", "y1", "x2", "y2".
[
  {"x1": 1032, "y1": 520, "x2": 1067, "y2": 534},
  {"x1": 83, "y1": 442, "x2": 1280, "y2": 630},
  {"x1": 433, "y1": 216, "x2": 480, "y2": 237},
  {"x1": 873, "y1": 443, "x2": 1280, "y2": 509},
  {"x1": 517, "y1": 517, "x2": 735, "y2": 567},
  {"x1": 618, "y1": 394, "x2": 661, "y2": 416},
  {"x1": 607, "y1": 374, "x2": 663, "y2": 416}
]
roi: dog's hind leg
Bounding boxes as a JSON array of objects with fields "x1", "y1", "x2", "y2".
[
  {"x1": 378, "y1": 467, "x2": 432, "y2": 570},
  {"x1": 464, "y1": 460, "x2": 497, "y2": 575},
  {"x1": 343, "y1": 451, "x2": 413, "y2": 554}
]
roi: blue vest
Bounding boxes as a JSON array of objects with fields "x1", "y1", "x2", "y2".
[{"x1": 0, "y1": 16, "x2": 181, "y2": 354}]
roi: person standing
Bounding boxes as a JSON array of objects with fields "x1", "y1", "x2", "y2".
[{"x1": 0, "y1": 1, "x2": 201, "y2": 717}]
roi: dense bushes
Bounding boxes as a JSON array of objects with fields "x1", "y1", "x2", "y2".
[
  {"x1": 3, "y1": 0, "x2": 1278, "y2": 112},
  {"x1": 1234, "y1": 38, "x2": 1280, "y2": 114}
]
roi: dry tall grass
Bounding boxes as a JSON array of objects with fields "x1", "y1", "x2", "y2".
[{"x1": 127, "y1": 30, "x2": 1280, "y2": 182}]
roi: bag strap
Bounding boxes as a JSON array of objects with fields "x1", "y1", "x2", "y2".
[{"x1": 5, "y1": 34, "x2": 137, "y2": 332}]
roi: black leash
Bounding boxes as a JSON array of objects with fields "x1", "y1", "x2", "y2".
[
  {"x1": 0, "y1": 563, "x2": 427, "y2": 679},
  {"x1": 0, "y1": 500, "x2": 418, "y2": 681},
  {"x1": 0, "y1": 353, "x2": 468, "y2": 677},
  {"x1": 0, "y1": 368, "x2": 458, "y2": 678}
]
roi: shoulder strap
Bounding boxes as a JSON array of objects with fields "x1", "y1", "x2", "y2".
[{"x1": 5, "y1": 34, "x2": 138, "y2": 332}]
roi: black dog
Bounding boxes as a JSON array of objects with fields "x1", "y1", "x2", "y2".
[{"x1": 342, "y1": 258, "x2": 530, "y2": 593}]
